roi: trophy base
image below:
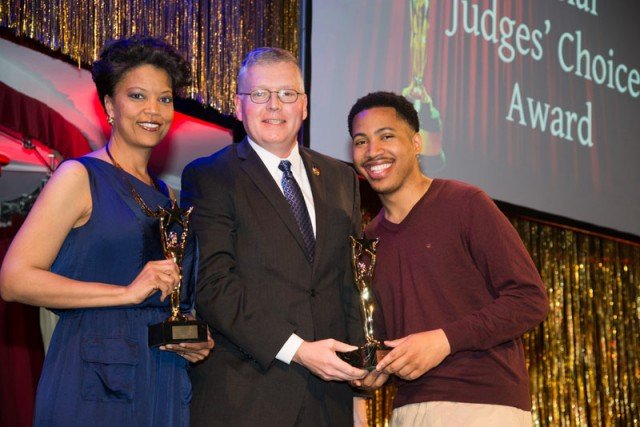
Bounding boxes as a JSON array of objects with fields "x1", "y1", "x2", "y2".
[
  {"x1": 148, "y1": 319, "x2": 208, "y2": 348},
  {"x1": 338, "y1": 342, "x2": 391, "y2": 371}
]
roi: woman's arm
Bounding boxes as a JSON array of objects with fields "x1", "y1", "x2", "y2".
[{"x1": 0, "y1": 160, "x2": 178, "y2": 308}]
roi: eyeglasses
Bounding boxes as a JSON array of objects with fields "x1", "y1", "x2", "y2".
[{"x1": 237, "y1": 89, "x2": 304, "y2": 104}]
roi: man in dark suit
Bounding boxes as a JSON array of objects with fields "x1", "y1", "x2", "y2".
[{"x1": 181, "y1": 47, "x2": 367, "y2": 426}]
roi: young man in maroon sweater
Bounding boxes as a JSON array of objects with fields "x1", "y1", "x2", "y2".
[{"x1": 347, "y1": 91, "x2": 549, "y2": 426}]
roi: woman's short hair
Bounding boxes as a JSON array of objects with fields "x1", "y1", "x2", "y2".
[{"x1": 91, "y1": 35, "x2": 191, "y2": 110}]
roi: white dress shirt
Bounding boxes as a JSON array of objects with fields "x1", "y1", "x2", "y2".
[{"x1": 248, "y1": 138, "x2": 315, "y2": 363}]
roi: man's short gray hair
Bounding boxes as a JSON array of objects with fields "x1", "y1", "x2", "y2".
[{"x1": 237, "y1": 47, "x2": 303, "y2": 89}]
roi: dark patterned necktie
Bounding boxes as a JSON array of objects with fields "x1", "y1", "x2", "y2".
[{"x1": 278, "y1": 160, "x2": 315, "y2": 262}]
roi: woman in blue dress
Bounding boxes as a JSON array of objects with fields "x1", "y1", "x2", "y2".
[{"x1": 0, "y1": 36, "x2": 213, "y2": 425}]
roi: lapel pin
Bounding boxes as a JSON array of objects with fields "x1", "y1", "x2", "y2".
[{"x1": 312, "y1": 167, "x2": 320, "y2": 176}]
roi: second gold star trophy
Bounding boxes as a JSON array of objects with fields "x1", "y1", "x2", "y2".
[
  {"x1": 148, "y1": 201, "x2": 208, "y2": 347},
  {"x1": 338, "y1": 235, "x2": 390, "y2": 370}
]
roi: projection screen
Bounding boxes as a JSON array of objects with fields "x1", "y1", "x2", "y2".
[{"x1": 310, "y1": 0, "x2": 640, "y2": 237}]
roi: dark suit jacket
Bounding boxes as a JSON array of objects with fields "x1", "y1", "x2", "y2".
[{"x1": 181, "y1": 139, "x2": 363, "y2": 427}]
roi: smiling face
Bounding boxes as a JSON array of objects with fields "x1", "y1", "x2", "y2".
[
  {"x1": 351, "y1": 107, "x2": 423, "y2": 197},
  {"x1": 104, "y1": 64, "x2": 174, "y2": 150},
  {"x1": 234, "y1": 62, "x2": 307, "y2": 158}
]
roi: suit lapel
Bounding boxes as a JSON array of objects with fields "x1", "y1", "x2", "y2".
[{"x1": 237, "y1": 139, "x2": 309, "y2": 257}]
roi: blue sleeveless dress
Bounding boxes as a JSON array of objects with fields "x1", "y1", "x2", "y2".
[{"x1": 34, "y1": 157, "x2": 196, "y2": 426}]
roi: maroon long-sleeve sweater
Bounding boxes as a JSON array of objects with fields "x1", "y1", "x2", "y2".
[{"x1": 366, "y1": 179, "x2": 549, "y2": 411}]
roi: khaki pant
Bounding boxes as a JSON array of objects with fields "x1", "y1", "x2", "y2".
[{"x1": 391, "y1": 401, "x2": 533, "y2": 427}]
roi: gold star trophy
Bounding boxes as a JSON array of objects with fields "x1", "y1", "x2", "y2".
[
  {"x1": 338, "y1": 235, "x2": 390, "y2": 370},
  {"x1": 148, "y1": 201, "x2": 208, "y2": 347},
  {"x1": 403, "y1": 0, "x2": 446, "y2": 172}
]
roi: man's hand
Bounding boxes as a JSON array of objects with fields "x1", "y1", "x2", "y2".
[
  {"x1": 350, "y1": 369, "x2": 389, "y2": 390},
  {"x1": 376, "y1": 329, "x2": 451, "y2": 380},
  {"x1": 162, "y1": 336, "x2": 215, "y2": 363},
  {"x1": 292, "y1": 339, "x2": 367, "y2": 381}
]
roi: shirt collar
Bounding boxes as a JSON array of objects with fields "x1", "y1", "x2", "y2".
[{"x1": 248, "y1": 138, "x2": 304, "y2": 174}]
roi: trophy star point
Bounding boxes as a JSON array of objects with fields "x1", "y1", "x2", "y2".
[
  {"x1": 358, "y1": 234, "x2": 379, "y2": 254},
  {"x1": 158, "y1": 200, "x2": 188, "y2": 228}
]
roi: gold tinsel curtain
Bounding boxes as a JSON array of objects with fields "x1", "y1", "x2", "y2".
[
  {"x1": 0, "y1": 0, "x2": 299, "y2": 115},
  {"x1": 516, "y1": 219, "x2": 640, "y2": 427}
]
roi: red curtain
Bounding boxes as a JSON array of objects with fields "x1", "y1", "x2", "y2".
[
  {"x1": 0, "y1": 79, "x2": 92, "y2": 425},
  {"x1": 0, "y1": 220, "x2": 44, "y2": 427},
  {"x1": 0, "y1": 81, "x2": 91, "y2": 159}
]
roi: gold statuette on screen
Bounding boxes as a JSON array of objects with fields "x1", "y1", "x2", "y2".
[{"x1": 403, "y1": 0, "x2": 445, "y2": 171}]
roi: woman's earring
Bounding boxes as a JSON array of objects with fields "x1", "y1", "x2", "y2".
[{"x1": 107, "y1": 116, "x2": 114, "y2": 125}]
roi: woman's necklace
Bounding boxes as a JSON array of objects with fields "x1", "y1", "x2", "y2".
[{"x1": 105, "y1": 143, "x2": 162, "y2": 218}]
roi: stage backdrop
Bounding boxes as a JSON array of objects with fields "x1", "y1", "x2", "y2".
[{"x1": 311, "y1": 0, "x2": 640, "y2": 238}]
